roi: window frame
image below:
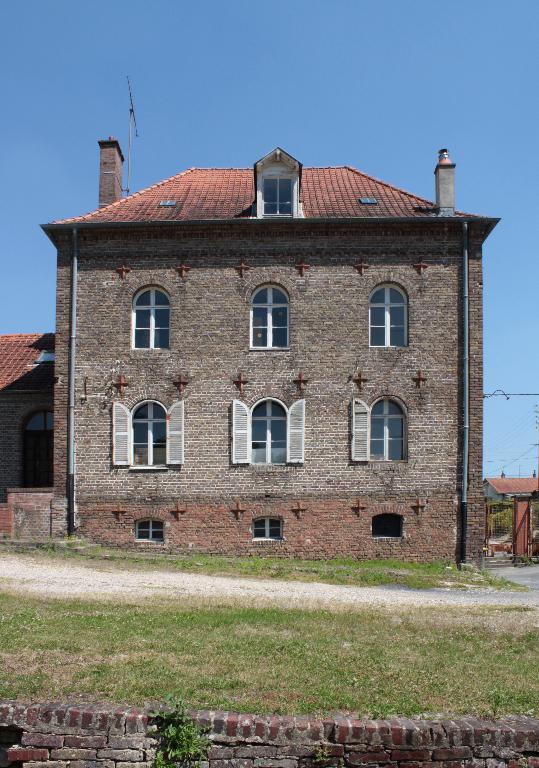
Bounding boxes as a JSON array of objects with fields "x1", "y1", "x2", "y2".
[
  {"x1": 250, "y1": 285, "x2": 290, "y2": 350},
  {"x1": 369, "y1": 398, "x2": 406, "y2": 462},
  {"x1": 131, "y1": 400, "x2": 167, "y2": 467},
  {"x1": 251, "y1": 399, "x2": 288, "y2": 465},
  {"x1": 132, "y1": 287, "x2": 170, "y2": 350},
  {"x1": 262, "y1": 177, "x2": 293, "y2": 217},
  {"x1": 135, "y1": 519, "x2": 165, "y2": 542},
  {"x1": 369, "y1": 284, "x2": 408, "y2": 348},
  {"x1": 371, "y1": 513, "x2": 403, "y2": 539},
  {"x1": 252, "y1": 517, "x2": 283, "y2": 541}
]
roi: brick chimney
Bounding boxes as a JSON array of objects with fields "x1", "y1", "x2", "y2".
[
  {"x1": 98, "y1": 137, "x2": 124, "y2": 208},
  {"x1": 434, "y1": 148, "x2": 455, "y2": 216}
]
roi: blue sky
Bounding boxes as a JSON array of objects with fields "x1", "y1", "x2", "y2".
[{"x1": 1, "y1": 0, "x2": 537, "y2": 476}]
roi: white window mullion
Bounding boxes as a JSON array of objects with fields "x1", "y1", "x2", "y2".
[
  {"x1": 150, "y1": 290, "x2": 156, "y2": 349},
  {"x1": 148, "y1": 403, "x2": 154, "y2": 465},
  {"x1": 267, "y1": 289, "x2": 273, "y2": 348},
  {"x1": 266, "y1": 417, "x2": 271, "y2": 464}
]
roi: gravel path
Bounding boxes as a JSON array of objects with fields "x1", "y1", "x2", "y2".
[{"x1": 1, "y1": 553, "x2": 538, "y2": 610}]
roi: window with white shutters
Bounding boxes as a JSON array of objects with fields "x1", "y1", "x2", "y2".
[
  {"x1": 287, "y1": 399, "x2": 305, "y2": 463},
  {"x1": 112, "y1": 402, "x2": 130, "y2": 465},
  {"x1": 232, "y1": 399, "x2": 250, "y2": 464},
  {"x1": 351, "y1": 399, "x2": 369, "y2": 462},
  {"x1": 166, "y1": 401, "x2": 184, "y2": 465}
]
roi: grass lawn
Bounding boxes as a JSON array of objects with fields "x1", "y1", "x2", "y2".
[
  {"x1": 20, "y1": 541, "x2": 522, "y2": 591},
  {"x1": 0, "y1": 591, "x2": 537, "y2": 718}
]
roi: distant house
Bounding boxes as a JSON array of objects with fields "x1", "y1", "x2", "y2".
[{"x1": 484, "y1": 476, "x2": 538, "y2": 501}]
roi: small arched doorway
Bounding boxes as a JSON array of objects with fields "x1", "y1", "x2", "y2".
[{"x1": 23, "y1": 410, "x2": 53, "y2": 487}]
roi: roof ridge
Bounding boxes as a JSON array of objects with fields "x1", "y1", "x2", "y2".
[
  {"x1": 0, "y1": 332, "x2": 53, "y2": 339},
  {"x1": 54, "y1": 168, "x2": 198, "y2": 224},
  {"x1": 343, "y1": 165, "x2": 433, "y2": 205}
]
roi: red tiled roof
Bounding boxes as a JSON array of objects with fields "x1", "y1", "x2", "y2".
[
  {"x1": 52, "y1": 166, "x2": 478, "y2": 225},
  {"x1": 485, "y1": 477, "x2": 539, "y2": 495},
  {"x1": 0, "y1": 334, "x2": 55, "y2": 392}
]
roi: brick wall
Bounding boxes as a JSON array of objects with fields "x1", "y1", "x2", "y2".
[
  {"x1": 50, "y1": 219, "x2": 489, "y2": 563},
  {"x1": 5, "y1": 489, "x2": 54, "y2": 539},
  {"x1": 1, "y1": 702, "x2": 538, "y2": 768},
  {"x1": 0, "y1": 393, "x2": 53, "y2": 504}
]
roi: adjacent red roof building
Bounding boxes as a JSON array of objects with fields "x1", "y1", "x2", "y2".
[
  {"x1": 484, "y1": 477, "x2": 539, "y2": 498},
  {"x1": 0, "y1": 333, "x2": 55, "y2": 392}
]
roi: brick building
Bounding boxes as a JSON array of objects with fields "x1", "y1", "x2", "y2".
[
  {"x1": 4, "y1": 142, "x2": 498, "y2": 562},
  {"x1": 0, "y1": 334, "x2": 55, "y2": 537}
]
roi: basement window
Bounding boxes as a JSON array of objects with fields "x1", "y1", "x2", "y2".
[
  {"x1": 372, "y1": 513, "x2": 403, "y2": 538},
  {"x1": 135, "y1": 519, "x2": 164, "y2": 542},
  {"x1": 253, "y1": 517, "x2": 283, "y2": 540}
]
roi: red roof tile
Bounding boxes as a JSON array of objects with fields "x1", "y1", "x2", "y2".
[
  {"x1": 0, "y1": 334, "x2": 55, "y2": 392},
  {"x1": 485, "y1": 477, "x2": 539, "y2": 495},
  {"x1": 52, "y1": 166, "x2": 479, "y2": 225}
]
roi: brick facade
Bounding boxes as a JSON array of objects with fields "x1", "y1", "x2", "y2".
[
  {"x1": 1, "y1": 702, "x2": 538, "y2": 768},
  {"x1": 47, "y1": 217, "x2": 490, "y2": 563}
]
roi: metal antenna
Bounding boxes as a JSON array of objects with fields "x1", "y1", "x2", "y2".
[{"x1": 125, "y1": 75, "x2": 139, "y2": 196}]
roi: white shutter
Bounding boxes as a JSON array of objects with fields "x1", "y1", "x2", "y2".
[
  {"x1": 232, "y1": 399, "x2": 250, "y2": 464},
  {"x1": 167, "y1": 401, "x2": 185, "y2": 465},
  {"x1": 352, "y1": 398, "x2": 369, "y2": 461},
  {"x1": 112, "y1": 402, "x2": 130, "y2": 466},
  {"x1": 287, "y1": 399, "x2": 305, "y2": 463}
]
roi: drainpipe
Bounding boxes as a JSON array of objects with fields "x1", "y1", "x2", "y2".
[
  {"x1": 460, "y1": 221, "x2": 469, "y2": 564},
  {"x1": 67, "y1": 227, "x2": 78, "y2": 536}
]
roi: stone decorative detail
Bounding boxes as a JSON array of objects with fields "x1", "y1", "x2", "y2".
[
  {"x1": 112, "y1": 375, "x2": 129, "y2": 397},
  {"x1": 175, "y1": 264, "x2": 191, "y2": 279},
  {"x1": 411, "y1": 498, "x2": 426, "y2": 514},
  {"x1": 292, "y1": 501, "x2": 307, "y2": 518},
  {"x1": 231, "y1": 500, "x2": 245, "y2": 520},
  {"x1": 173, "y1": 374, "x2": 189, "y2": 395},
  {"x1": 233, "y1": 372, "x2": 248, "y2": 395},
  {"x1": 115, "y1": 265, "x2": 131, "y2": 280},
  {"x1": 353, "y1": 371, "x2": 368, "y2": 391},
  {"x1": 295, "y1": 259, "x2": 310, "y2": 276},
  {"x1": 235, "y1": 260, "x2": 250, "y2": 277},
  {"x1": 112, "y1": 507, "x2": 126, "y2": 520},
  {"x1": 412, "y1": 370, "x2": 427, "y2": 388},
  {"x1": 353, "y1": 260, "x2": 369, "y2": 275},
  {"x1": 170, "y1": 503, "x2": 186, "y2": 519},
  {"x1": 351, "y1": 499, "x2": 367, "y2": 515},
  {"x1": 294, "y1": 372, "x2": 308, "y2": 392},
  {"x1": 413, "y1": 258, "x2": 428, "y2": 274}
]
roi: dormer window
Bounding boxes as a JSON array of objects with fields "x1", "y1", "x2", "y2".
[
  {"x1": 263, "y1": 178, "x2": 292, "y2": 216},
  {"x1": 255, "y1": 147, "x2": 302, "y2": 219}
]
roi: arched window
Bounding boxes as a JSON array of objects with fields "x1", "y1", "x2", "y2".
[
  {"x1": 369, "y1": 285, "x2": 407, "y2": 347},
  {"x1": 253, "y1": 518, "x2": 283, "y2": 540},
  {"x1": 251, "y1": 400, "x2": 287, "y2": 464},
  {"x1": 132, "y1": 402, "x2": 167, "y2": 466},
  {"x1": 133, "y1": 288, "x2": 170, "y2": 349},
  {"x1": 135, "y1": 519, "x2": 164, "y2": 542},
  {"x1": 372, "y1": 514, "x2": 403, "y2": 538},
  {"x1": 251, "y1": 286, "x2": 289, "y2": 349},
  {"x1": 370, "y1": 399, "x2": 405, "y2": 461},
  {"x1": 24, "y1": 410, "x2": 53, "y2": 487}
]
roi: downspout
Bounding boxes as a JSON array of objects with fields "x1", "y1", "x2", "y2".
[
  {"x1": 460, "y1": 221, "x2": 469, "y2": 564},
  {"x1": 67, "y1": 226, "x2": 78, "y2": 536}
]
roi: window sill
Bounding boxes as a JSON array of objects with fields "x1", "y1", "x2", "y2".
[
  {"x1": 252, "y1": 538, "x2": 285, "y2": 543},
  {"x1": 135, "y1": 539, "x2": 165, "y2": 544},
  {"x1": 369, "y1": 345, "x2": 408, "y2": 351},
  {"x1": 248, "y1": 464, "x2": 295, "y2": 473},
  {"x1": 372, "y1": 536, "x2": 403, "y2": 541},
  {"x1": 128, "y1": 465, "x2": 168, "y2": 472},
  {"x1": 249, "y1": 347, "x2": 290, "y2": 352}
]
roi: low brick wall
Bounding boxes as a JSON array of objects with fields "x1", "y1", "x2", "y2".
[{"x1": 1, "y1": 703, "x2": 539, "y2": 768}]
